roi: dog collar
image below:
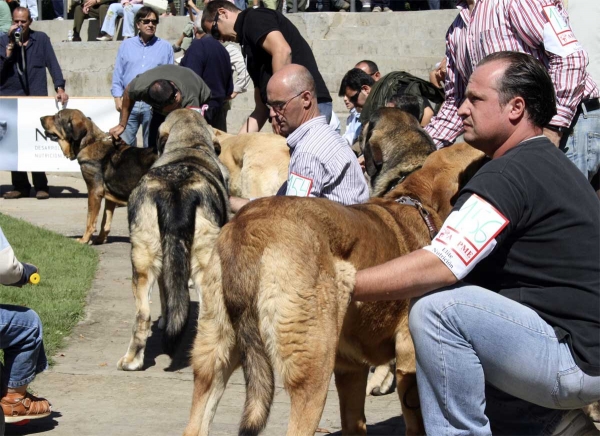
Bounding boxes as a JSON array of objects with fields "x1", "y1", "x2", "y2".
[{"x1": 395, "y1": 196, "x2": 438, "y2": 240}]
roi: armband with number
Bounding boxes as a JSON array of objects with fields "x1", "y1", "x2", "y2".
[{"x1": 423, "y1": 194, "x2": 509, "y2": 280}]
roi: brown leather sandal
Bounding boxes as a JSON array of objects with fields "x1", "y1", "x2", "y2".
[{"x1": 1, "y1": 392, "x2": 52, "y2": 423}]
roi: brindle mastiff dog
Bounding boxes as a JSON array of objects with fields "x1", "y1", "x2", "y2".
[
  {"x1": 40, "y1": 109, "x2": 157, "y2": 244},
  {"x1": 118, "y1": 109, "x2": 230, "y2": 371},
  {"x1": 184, "y1": 108, "x2": 487, "y2": 436}
]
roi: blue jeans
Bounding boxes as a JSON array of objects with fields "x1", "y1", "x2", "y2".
[
  {"x1": 318, "y1": 101, "x2": 333, "y2": 125},
  {"x1": 121, "y1": 101, "x2": 152, "y2": 148},
  {"x1": 408, "y1": 284, "x2": 600, "y2": 436},
  {"x1": 564, "y1": 104, "x2": 600, "y2": 182},
  {"x1": 0, "y1": 305, "x2": 48, "y2": 389},
  {"x1": 101, "y1": 3, "x2": 142, "y2": 37}
]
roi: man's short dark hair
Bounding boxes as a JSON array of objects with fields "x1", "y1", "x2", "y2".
[
  {"x1": 387, "y1": 94, "x2": 422, "y2": 121},
  {"x1": 356, "y1": 60, "x2": 379, "y2": 75},
  {"x1": 479, "y1": 51, "x2": 557, "y2": 128},
  {"x1": 341, "y1": 68, "x2": 375, "y2": 93},
  {"x1": 201, "y1": 0, "x2": 240, "y2": 32},
  {"x1": 135, "y1": 6, "x2": 159, "y2": 24},
  {"x1": 147, "y1": 80, "x2": 178, "y2": 107}
]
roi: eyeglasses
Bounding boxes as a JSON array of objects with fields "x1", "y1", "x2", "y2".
[
  {"x1": 266, "y1": 91, "x2": 305, "y2": 115},
  {"x1": 140, "y1": 19, "x2": 158, "y2": 25},
  {"x1": 211, "y1": 12, "x2": 220, "y2": 39}
]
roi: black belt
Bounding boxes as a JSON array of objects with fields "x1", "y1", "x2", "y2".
[{"x1": 579, "y1": 98, "x2": 600, "y2": 114}]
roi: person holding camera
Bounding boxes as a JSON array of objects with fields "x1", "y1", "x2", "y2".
[
  {"x1": 0, "y1": 225, "x2": 51, "y2": 425},
  {"x1": 0, "y1": 7, "x2": 69, "y2": 200}
]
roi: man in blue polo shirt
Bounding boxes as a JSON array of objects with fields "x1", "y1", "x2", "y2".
[{"x1": 111, "y1": 6, "x2": 173, "y2": 148}]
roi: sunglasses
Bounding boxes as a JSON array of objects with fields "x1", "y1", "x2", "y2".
[
  {"x1": 348, "y1": 90, "x2": 361, "y2": 105},
  {"x1": 211, "y1": 12, "x2": 220, "y2": 39},
  {"x1": 140, "y1": 19, "x2": 158, "y2": 25},
  {"x1": 266, "y1": 91, "x2": 305, "y2": 115}
]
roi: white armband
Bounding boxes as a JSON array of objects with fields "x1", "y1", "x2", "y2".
[
  {"x1": 542, "y1": 6, "x2": 582, "y2": 57},
  {"x1": 423, "y1": 194, "x2": 509, "y2": 280}
]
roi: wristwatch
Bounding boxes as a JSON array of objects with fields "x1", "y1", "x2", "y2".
[{"x1": 545, "y1": 125, "x2": 568, "y2": 134}]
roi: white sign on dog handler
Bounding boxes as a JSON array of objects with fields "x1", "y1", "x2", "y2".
[
  {"x1": 0, "y1": 97, "x2": 118, "y2": 172},
  {"x1": 286, "y1": 172, "x2": 313, "y2": 197},
  {"x1": 424, "y1": 194, "x2": 509, "y2": 279}
]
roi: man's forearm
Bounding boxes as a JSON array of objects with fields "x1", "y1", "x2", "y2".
[
  {"x1": 271, "y1": 50, "x2": 292, "y2": 74},
  {"x1": 120, "y1": 89, "x2": 134, "y2": 126},
  {"x1": 353, "y1": 249, "x2": 457, "y2": 302}
]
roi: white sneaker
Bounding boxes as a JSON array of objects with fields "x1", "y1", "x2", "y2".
[
  {"x1": 96, "y1": 35, "x2": 113, "y2": 41},
  {"x1": 552, "y1": 409, "x2": 599, "y2": 436},
  {"x1": 383, "y1": 6, "x2": 392, "y2": 11},
  {"x1": 372, "y1": 5, "x2": 382, "y2": 11},
  {"x1": 54, "y1": 16, "x2": 64, "y2": 20}
]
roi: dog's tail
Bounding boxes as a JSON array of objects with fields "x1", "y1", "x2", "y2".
[
  {"x1": 156, "y1": 190, "x2": 195, "y2": 357},
  {"x1": 220, "y1": 231, "x2": 275, "y2": 436}
]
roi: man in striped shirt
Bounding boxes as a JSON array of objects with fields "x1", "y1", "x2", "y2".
[
  {"x1": 229, "y1": 64, "x2": 368, "y2": 212},
  {"x1": 425, "y1": 0, "x2": 600, "y2": 187}
]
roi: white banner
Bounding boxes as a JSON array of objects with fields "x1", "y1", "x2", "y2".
[{"x1": 0, "y1": 97, "x2": 119, "y2": 172}]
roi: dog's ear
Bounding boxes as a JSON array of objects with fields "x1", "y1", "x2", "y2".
[
  {"x1": 65, "y1": 116, "x2": 87, "y2": 143},
  {"x1": 363, "y1": 128, "x2": 384, "y2": 179}
]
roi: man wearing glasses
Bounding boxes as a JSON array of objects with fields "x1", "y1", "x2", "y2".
[
  {"x1": 355, "y1": 60, "x2": 382, "y2": 82},
  {"x1": 111, "y1": 7, "x2": 173, "y2": 149},
  {"x1": 229, "y1": 64, "x2": 368, "y2": 213},
  {"x1": 341, "y1": 68, "x2": 375, "y2": 113},
  {"x1": 201, "y1": 0, "x2": 333, "y2": 135},
  {"x1": 109, "y1": 64, "x2": 210, "y2": 153}
]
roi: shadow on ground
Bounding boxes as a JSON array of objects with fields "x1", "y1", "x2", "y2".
[
  {"x1": 130, "y1": 301, "x2": 199, "y2": 372},
  {"x1": 0, "y1": 185, "x2": 85, "y2": 199},
  {"x1": 4, "y1": 411, "x2": 61, "y2": 435},
  {"x1": 329, "y1": 415, "x2": 406, "y2": 435}
]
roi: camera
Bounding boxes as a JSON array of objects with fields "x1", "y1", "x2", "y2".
[{"x1": 14, "y1": 26, "x2": 22, "y2": 41}]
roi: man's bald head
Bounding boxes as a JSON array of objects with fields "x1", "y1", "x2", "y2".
[
  {"x1": 267, "y1": 64, "x2": 320, "y2": 137},
  {"x1": 269, "y1": 64, "x2": 316, "y2": 97}
]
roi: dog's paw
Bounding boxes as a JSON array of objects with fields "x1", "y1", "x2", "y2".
[
  {"x1": 77, "y1": 237, "x2": 92, "y2": 245},
  {"x1": 93, "y1": 236, "x2": 107, "y2": 245},
  {"x1": 117, "y1": 355, "x2": 144, "y2": 371}
]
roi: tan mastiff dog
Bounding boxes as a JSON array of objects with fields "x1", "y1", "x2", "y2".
[{"x1": 184, "y1": 108, "x2": 487, "y2": 436}]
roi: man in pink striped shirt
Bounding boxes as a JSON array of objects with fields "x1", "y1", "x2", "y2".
[{"x1": 425, "y1": 0, "x2": 599, "y2": 189}]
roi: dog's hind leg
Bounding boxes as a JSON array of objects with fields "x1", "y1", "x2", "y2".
[
  {"x1": 185, "y1": 257, "x2": 239, "y2": 436},
  {"x1": 94, "y1": 199, "x2": 116, "y2": 245},
  {"x1": 334, "y1": 364, "x2": 369, "y2": 435},
  {"x1": 283, "y1": 260, "x2": 357, "y2": 436},
  {"x1": 118, "y1": 231, "x2": 160, "y2": 371}
]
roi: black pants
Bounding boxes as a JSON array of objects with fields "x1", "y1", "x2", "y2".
[
  {"x1": 148, "y1": 111, "x2": 167, "y2": 154},
  {"x1": 205, "y1": 106, "x2": 227, "y2": 132},
  {"x1": 10, "y1": 171, "x2": 48, "y2": 193}
]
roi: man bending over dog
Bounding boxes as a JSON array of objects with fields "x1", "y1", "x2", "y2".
[
  {"x1": 109, "y1": 64, "x2": 210, "y2": 153},
  {"x1": 229, "y1": 64, "x2": 368, "y2": 212},
  {"x1": 353, "y1": 51, "x2": 600, "y2": 434}
]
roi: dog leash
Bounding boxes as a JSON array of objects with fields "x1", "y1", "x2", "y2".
[{"x1": 395, "y1": 196, "x2": 438, "y2": 240}]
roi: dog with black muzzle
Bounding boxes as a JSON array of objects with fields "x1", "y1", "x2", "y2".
[{"x1": 40, "y1": 109, "x2": 157, "y2": 244}]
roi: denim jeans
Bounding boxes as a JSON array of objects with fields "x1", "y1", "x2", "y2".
[
  {"x1": 121, "y1": 101, "x2": 152, "y2": 148},
  {"x1": 563, "y1": 104, "x2": 600, "y2": 182},
  {"x1": 408, "y1": 284, "x2": 600, "y2": 436},
  {"x1": 101, "y1": 3, "x2": 142, "y2": 38},
  {"x1": 0, "y1": 305, "x2": 48, "y2": 389}
]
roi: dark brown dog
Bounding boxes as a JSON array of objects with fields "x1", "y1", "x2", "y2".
[
  {"x1": 184, "y1": 108, "x2": 487, "y2": 436},
  {"x1": 40, "y1": 109, "x2": 157, "y2": 244}
]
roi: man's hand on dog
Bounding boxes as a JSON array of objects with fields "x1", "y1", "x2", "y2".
[{"x1": 109, "y1": 124, "x2": 125, "y2": 140}]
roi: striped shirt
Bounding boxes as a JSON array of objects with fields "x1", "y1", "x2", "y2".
[
  {"x1": 425, "y1": 0, "x2": 600, "y2": 148},
  {"x1": 285, "y1": 116, "x2": 369, "y2": 206}
]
